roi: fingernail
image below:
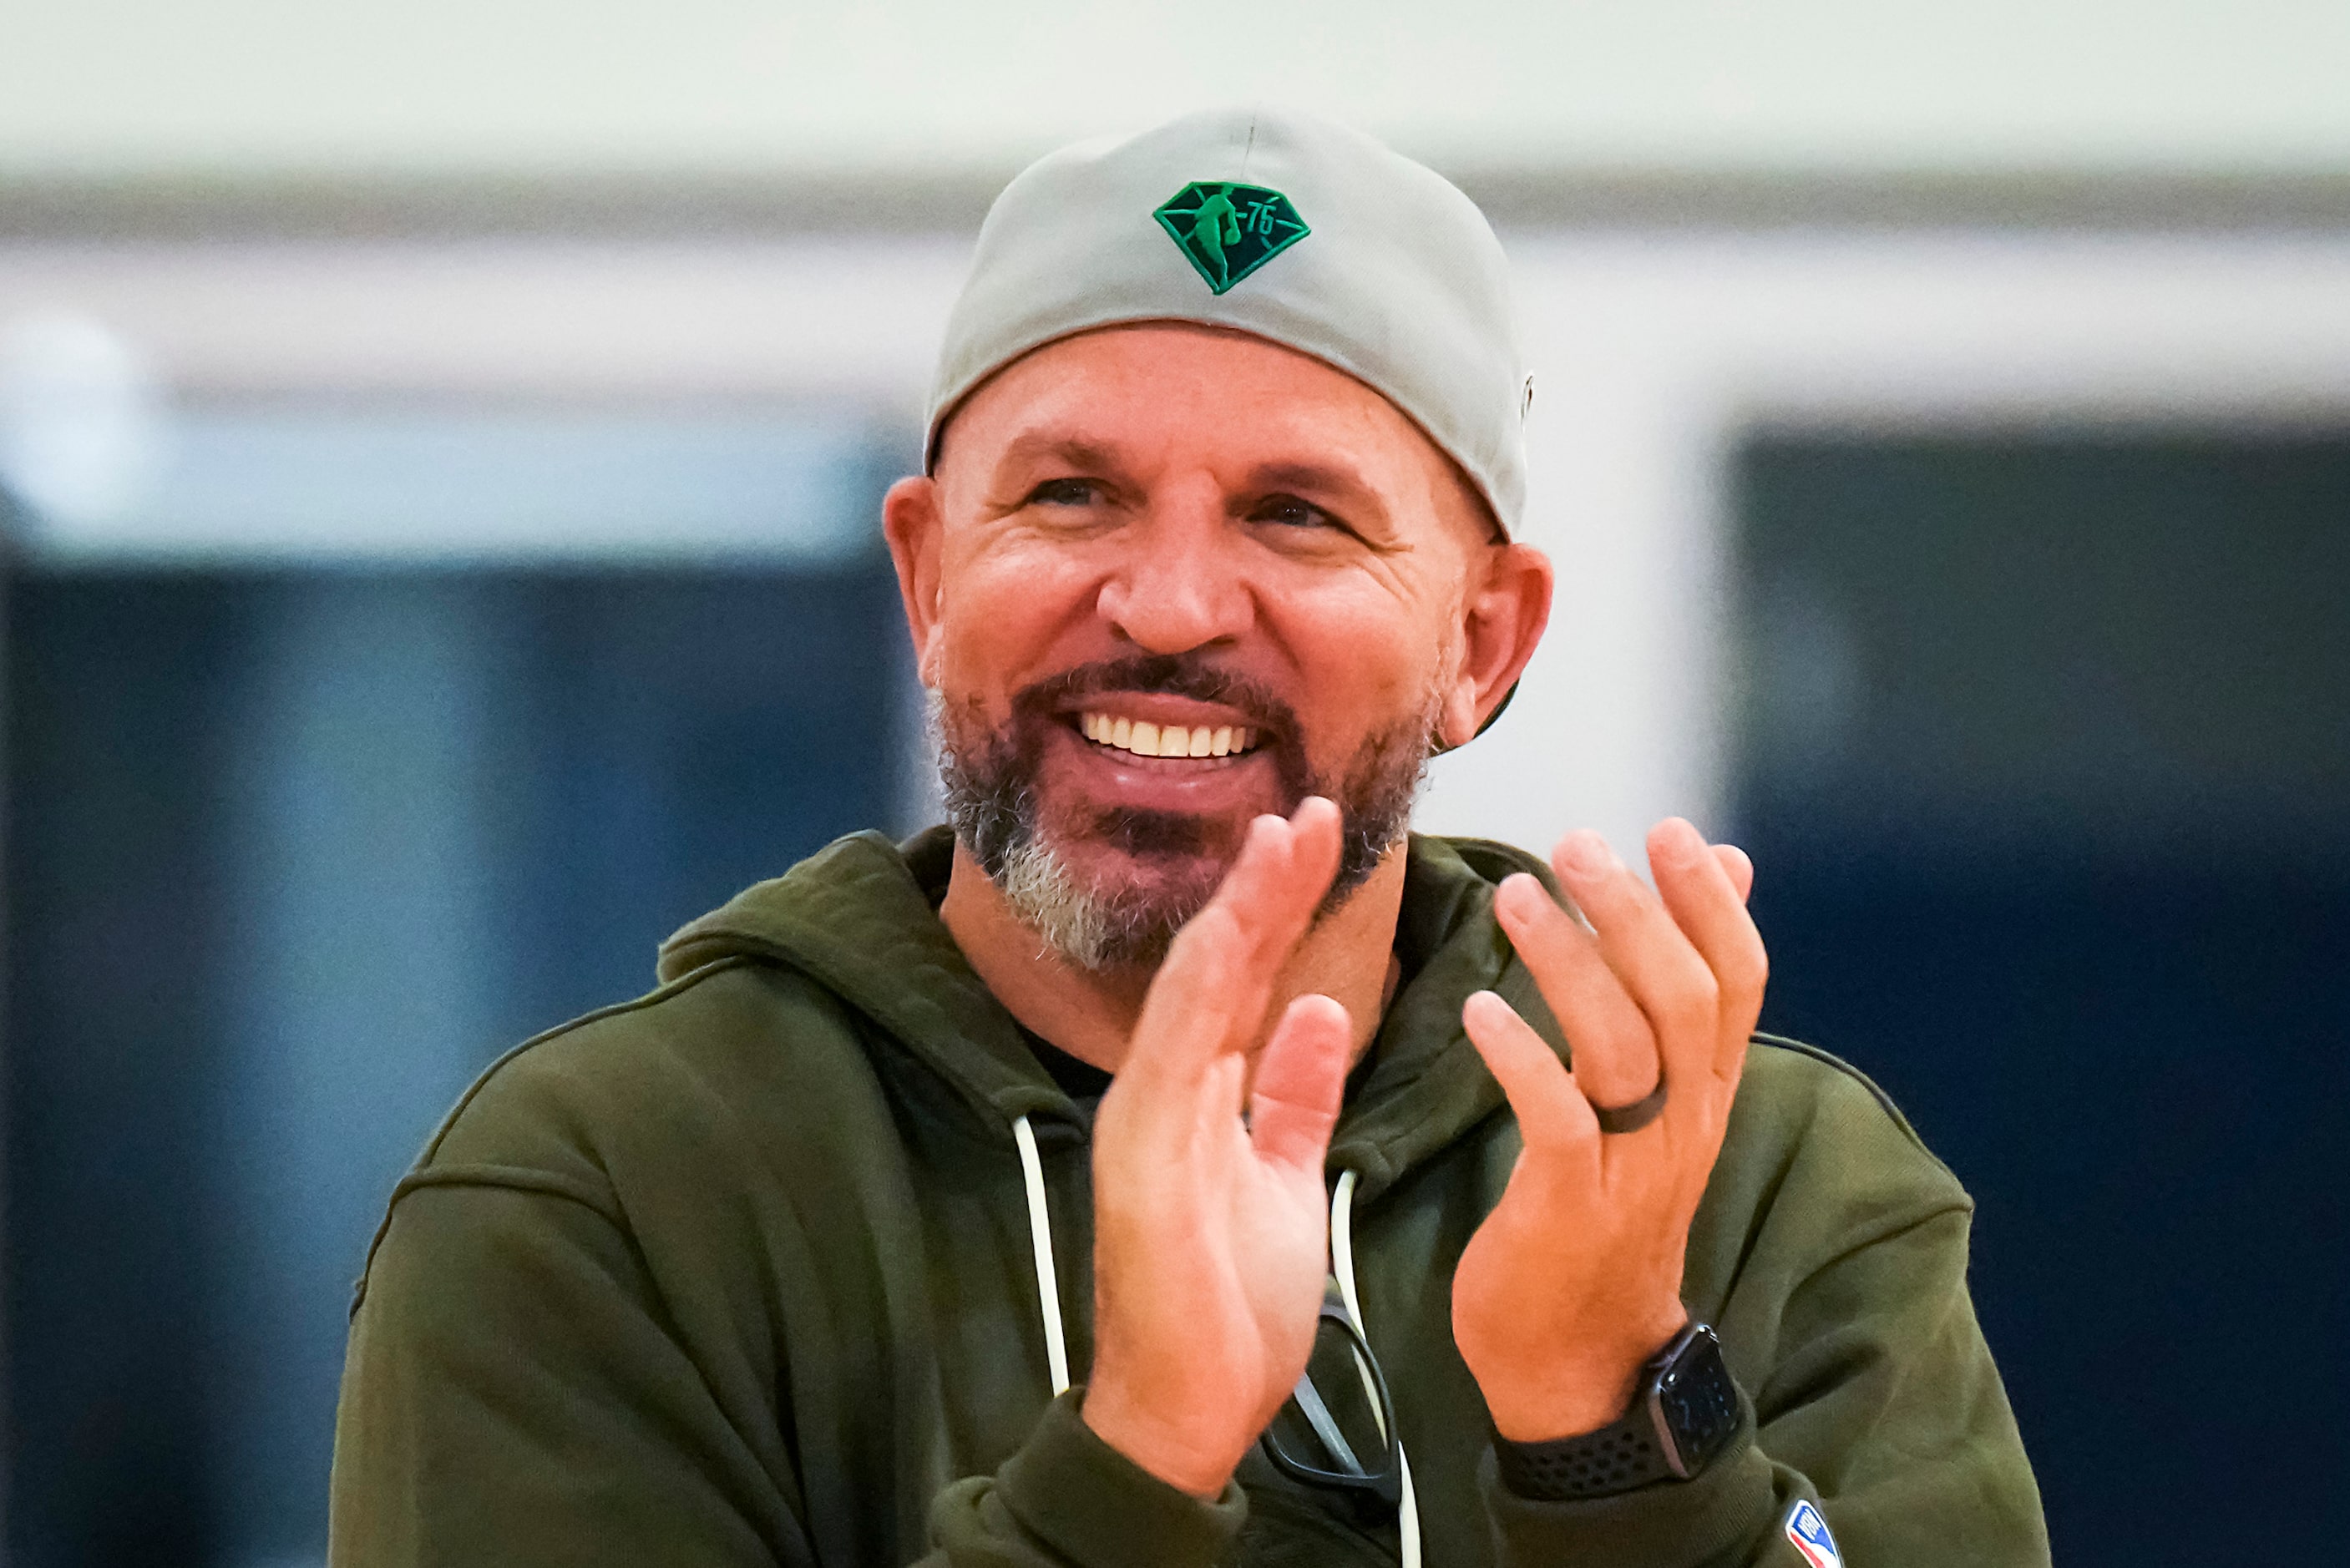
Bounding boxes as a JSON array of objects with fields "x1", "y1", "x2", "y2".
[
  {"x1": 1562, "y1": 830, "x2": 1612, "y2": 878},
  {"x1": 1654, "y1": 817, "x2": 1702, "y2": 863}
]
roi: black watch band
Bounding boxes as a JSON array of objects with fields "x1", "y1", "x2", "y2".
[{"x1": 1492, "y1": 1323, "x2": 1741, "y2": 1501}]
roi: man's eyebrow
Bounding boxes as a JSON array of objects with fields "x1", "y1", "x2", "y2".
[
  {"x1": 995, "y1": 432, "x2": 1125, "y2": 475},
  {"x1": 1246, "y1": 460, "x2": 1379, "y2": 500}
]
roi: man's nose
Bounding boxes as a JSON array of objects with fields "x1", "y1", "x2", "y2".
[{"x1": 1094, "y1": 503, "x2": 1254, "y2": 655}]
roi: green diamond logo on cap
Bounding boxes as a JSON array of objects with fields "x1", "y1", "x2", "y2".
[{"x1": 1153, "y1": 182, "x2": 1310, "y2": 296}]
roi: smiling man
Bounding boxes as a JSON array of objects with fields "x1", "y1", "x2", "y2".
[{"x1": 330, "y1": 109, "x2": 2048, "y2": 1566}]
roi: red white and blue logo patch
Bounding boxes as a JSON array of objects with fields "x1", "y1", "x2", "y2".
[{"x1": 1785, "y1": 1500, "x2": 1842, "y2": 1568}]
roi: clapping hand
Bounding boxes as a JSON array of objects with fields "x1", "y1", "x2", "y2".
[
  {"x1": 1452, "y1": 818, "x2": 1766, "y2": 1440},
  {"x1": 1081, "y1": 798, "x2": 1355, "y2": 1497}
]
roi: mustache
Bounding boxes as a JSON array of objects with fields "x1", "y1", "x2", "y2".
[{"x1": 1010, "y1": 653, "x2": 1296, "y2": 740}]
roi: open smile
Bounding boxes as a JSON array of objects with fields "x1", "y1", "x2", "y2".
[
  {"x1": 1041, "y1": 698, "x2": 1284, "y2": 818},
  {"x1": 1076, "y1": 711, "x2": 1264, "y2": 761}
]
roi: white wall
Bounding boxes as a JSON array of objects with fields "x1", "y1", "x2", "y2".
[{"x1": 5, "y1": 0, "x2": 2349, "y2": 178}]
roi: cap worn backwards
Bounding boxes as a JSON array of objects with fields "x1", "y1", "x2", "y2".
[{"x1": 925, "y1": 105, "x2": 1531, "y2": 539}]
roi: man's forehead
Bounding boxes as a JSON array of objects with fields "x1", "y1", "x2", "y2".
[
  {"x1": 950, "y1": 321, "x2": 1407, "y2": 438},
  {"x1": 943, "y1": 324, "x2": 1471, "y2": 512}
]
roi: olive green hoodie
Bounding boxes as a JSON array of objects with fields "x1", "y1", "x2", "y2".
[{"x1": 329, "y1": 828, "x2": 2047, "y2": 1566}]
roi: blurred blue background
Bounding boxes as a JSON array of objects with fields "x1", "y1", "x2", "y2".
[
  {"x1": 3, "y1": 413, "x2": 915, "y2": 1565},
  {"x1": 3, "y1": 3, "x2": 2348, "y2": 1564}
]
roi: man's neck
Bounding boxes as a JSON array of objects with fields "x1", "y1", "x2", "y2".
[{"x1": 939, "y1": 839, "x2": 1409, "y2": 1075}]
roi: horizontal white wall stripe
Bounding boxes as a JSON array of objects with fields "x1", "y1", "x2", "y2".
[{"x1": 8, "y1": 228, "x2": 2350, "y2": 854}]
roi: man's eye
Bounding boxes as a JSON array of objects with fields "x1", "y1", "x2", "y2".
[
  {"x1": 1027, "y1": 478, "x2": 1101, "y2": 507},
  {"x1": 1252, "y1": 494, "x2": 1339, "y2": 531}
]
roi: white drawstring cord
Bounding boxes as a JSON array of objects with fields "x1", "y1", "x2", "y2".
[
  {"x1": 1332, "y1": 1171, "x2": 1422, "y2": 1568},
  {"x1": 1012, "y1": 1119, "x2": 1419, "y2": 1562},
  {"x1": 1012, "y1": 1115, "x2": 1071, "y2": 1397}
]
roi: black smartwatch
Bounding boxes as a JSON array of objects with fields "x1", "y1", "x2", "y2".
[{"x1": 1492, "y1": 1323, "x2": 1742, "y2": 1500}]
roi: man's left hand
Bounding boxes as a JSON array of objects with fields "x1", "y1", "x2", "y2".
[{"x1": 1451, "y1": 817, "x2": 1765, "y2": 1442}]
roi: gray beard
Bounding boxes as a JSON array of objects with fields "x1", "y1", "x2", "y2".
[
  {"x1": 933, "y1": 685, "x2": 1436, "y2": 974},
  {"x1": 990, "y1": 827, "x2": 1164, "y2": 974}
]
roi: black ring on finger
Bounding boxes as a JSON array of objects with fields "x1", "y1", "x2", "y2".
[{"x1": 1593, "y1": 1077, "x2": 1667, "y2": 1135}]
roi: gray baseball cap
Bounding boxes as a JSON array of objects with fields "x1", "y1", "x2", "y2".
[{"x1": 925, "y1": 106, "x2": 1530, "y2": 538}]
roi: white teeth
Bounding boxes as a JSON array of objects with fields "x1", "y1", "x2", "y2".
[{"x1": 1080, "y1": 711, "x2": 1259, "y2": 759}]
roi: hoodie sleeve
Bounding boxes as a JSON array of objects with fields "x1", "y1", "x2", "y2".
[
  {"x1": 330, "y1": 1176, "x2": 1248, "y2": 1568},
  {"x1": 329, "y1": 1175, "x2": 815, "y2": 1567},
  {"x1": 1477, "y1": 1047, "x2": 2051, "y2": 1567},
  {"x1": 921, "y1": 1391, "x2": 1248, "y2": 1565}
]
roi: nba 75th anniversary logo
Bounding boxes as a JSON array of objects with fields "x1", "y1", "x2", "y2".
[{"x1": 1153, "y1": 182, "x2": 1310, "y2": 296}]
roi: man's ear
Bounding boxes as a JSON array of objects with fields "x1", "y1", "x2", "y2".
[
  {"x1": 1437, "y1": 543, "x2": 1553, "y2": 749},
  {"x1": 882, "y1": 474, "x2": 947, "y2": 690}
]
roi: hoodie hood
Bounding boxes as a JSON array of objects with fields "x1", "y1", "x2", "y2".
[{"x1": 657, "y1": 826, "x2": 1569, "y2": 1206}]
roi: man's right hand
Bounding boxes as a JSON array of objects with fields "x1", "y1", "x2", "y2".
[{"x1": 1080, "y1": 797, "x2": 1355, "y2": 1499}]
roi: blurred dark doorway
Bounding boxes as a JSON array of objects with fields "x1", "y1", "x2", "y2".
[
  {"x1": 1730, "y1": 433, "x2": 2350, "y2": 1565},
  {"x1": 3, "y1": 410, "x2": 916, "y2": 1567}
]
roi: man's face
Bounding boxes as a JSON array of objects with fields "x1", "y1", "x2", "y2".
[{"x1": 891, "y1": 323, "x2": 1508, "y2": 969}]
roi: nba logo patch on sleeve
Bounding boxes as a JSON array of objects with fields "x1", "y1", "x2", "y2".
[{"x1": 1785, "y1": 1500, "x2": 1843, "y2": 1567}]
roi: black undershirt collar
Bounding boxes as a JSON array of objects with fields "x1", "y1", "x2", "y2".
[{"x1": 1019, "y1": 1019, "x2": 1385, "y2": 1120}]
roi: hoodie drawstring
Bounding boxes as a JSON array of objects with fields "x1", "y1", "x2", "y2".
[
  {"x1": 1012, "y1": 1115, "x2": 1072, "y2": 1396},
  {"x1": 1011, "y1": 1120, "x2": 1421, "y2": 1561},
  {"x1": 1332, "y1": 1171, "x2": 1423, "y2": 1568}
]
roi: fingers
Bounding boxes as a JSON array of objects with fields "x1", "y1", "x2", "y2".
[
  {"x1": 1547, "y1": 829, "x2": 1732, "y2": 1110},
  {"x1": 1497, "y1": 822, "x2": 1768, "y2": 1150},
  {"x1": 1491, "y1": 873, "x2": 1660, "y2": 1110},
  {"x1": 1714, "y1": 842, "x2": 1754, "y2": 903},
  {"x1": 1247, "y1": 994, "x2": 1352, "y2": 1177},
  {"x1": 1124, "y1": 903, "x2": 1248, "y2": 1090},
  {"x1": 1649, "y1": 821, "x2": 1759, "y2": 960},
  {"x1": 1462, "y1": 991, "x2": 1600, "y2": 1159},
  {"x1": 1647, "y1": 820, "x2": 1768, "y2": 1083},
  {"x1": 1205, "y1": 797, "x2": 1342, "y2": 964},
  {"x1": 1129, "y1": 798, "x2": 1343, "y2": 1085}
]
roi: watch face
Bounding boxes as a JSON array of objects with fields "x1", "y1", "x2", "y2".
[{"x1": 1654, "y1": 1328, "x2": 1741, "y2": 1472}]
